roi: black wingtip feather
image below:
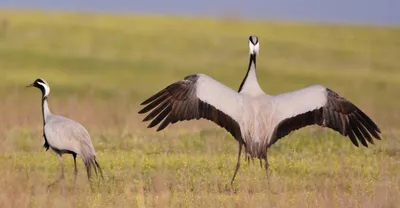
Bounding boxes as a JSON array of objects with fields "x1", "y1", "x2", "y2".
[
  {"x1": 374, "y1": 131, "x2": 382, "y2": 140},
  {"x1": 148, "y1": 105, "x2": 172, "y2": 128},
  {"x1": 139, "y1": 93, "x2": 169, "y2": 114},
  {"x1": 352, "y1": 115, "x2": 374, "y2": 145},
  {"x1": 356, "y1": 109, "x2": 381, "y2": 133},
  {"x1": 348, "y1": 116, "x2": 368, "y2": 147},
  {"x1": 143, "y1": 102, "x2": 171, "y2": 122},
  {"x1": 342, "y1": 115, "x2": 359, "y2": 147},
  {"x1": 141, "y1": 89, "x2": 167, "y2": 105},
  {"x1": 353, "y1": 111, "x2": 381, "y2": 140},
  {"x1": 347, "y1": 129, "x2": 359, "y2": 147},
  {"x1": 157, "y1": 118, "x2": 171, "y2": 131}
]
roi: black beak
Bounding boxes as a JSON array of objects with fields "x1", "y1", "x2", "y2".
[{"x1": 26, "y1": 83, "x2": 34, "y2": 88}]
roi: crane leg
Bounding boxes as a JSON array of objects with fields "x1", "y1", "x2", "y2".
[
  {"x1": 264, "y1": 157, "x2": 276, "y2": 195},
  {"x1": 230, "y1": 143, "x2": 243, "y2": 193},
  {"x1": 47, "y1": 154, "x2": 65, "y2": 190},
  {"x1": 73, "y1": 153, "x2": 78, "y2": 188}
]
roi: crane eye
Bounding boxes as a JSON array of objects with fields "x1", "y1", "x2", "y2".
[{"x1": 248, "y1": 36, "x2": 259, "y2": 45}]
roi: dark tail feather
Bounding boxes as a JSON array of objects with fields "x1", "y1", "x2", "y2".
[
  {"x1": 83, "y1": 155, "x2": 103, "y2": 181},
  {"x1": 84, "y1": 158, "x2": 92, "y2": 180},
  {"x1": 91, "y1": 159, "x2": 98, "y2": 177},
  {"x1": 94, "y1": 158, "x2": 104, "y2": 180}
]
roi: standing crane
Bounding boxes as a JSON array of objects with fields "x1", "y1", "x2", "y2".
[
  {"x1": 27, "y1": 78, "x2": 103, "y2": 188},
  {"x1": 138, "y1": 36, "x2": 381, "y2": 185}
]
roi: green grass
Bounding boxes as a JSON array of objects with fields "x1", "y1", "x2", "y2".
[{"x1": 0, "y1": 10, "x2": 400, "y2": 207}]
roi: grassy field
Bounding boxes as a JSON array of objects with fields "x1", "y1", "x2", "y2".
[{"x1": 1, "y1": 10, "x2": 400, "y2": 207}]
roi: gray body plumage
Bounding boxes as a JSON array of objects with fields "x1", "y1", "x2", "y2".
[
  {"x1": 44, "y1": 115, "x2": 97, "y2": 167},
  {"x1": 139, "y1": 36, "x2": 381, "y2": 185},
  {"x1": 28, "y1": 78, "x2": 102, "y2": 186}
]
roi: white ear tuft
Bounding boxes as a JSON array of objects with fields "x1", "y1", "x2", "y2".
[{"x1": 37, "y1": 82, "x2": 50, "y2": 97}]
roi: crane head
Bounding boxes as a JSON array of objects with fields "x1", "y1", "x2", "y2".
[
  {"x1": 27, "y1": 78, "x2": 50, "y2": 98},
  {"x1": 249, "y1": 35, "x2": 259, "y2": 55}
]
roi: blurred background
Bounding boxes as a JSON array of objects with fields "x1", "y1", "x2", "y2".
[
  {"x1": 1, "y1": 0, "x2": 400, "y2": 25},
  {"x1": 0, "y1": 1, "x2": 399, "y2": 208}
]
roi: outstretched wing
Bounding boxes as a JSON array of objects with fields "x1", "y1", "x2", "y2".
[
  {"x1": 270, "y1": 85, "x2": 381, "y2": 147},
  {"x1": 138, "y1": 74, "x2": 244, "y2": 139}
]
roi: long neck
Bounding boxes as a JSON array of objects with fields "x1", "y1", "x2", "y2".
[
  {"x1": 238, "y1": 54, "x2": 263, "y2": 94},
  {"x1": 41, "y1": 97, "x2": 51, "y2": 124}
]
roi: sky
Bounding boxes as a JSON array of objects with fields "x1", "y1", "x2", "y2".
[{"x1": 0, "y1": 0, "x2": 399, "y2": 26}]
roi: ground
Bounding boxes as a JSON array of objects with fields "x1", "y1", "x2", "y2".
[{"x1": 0, "y1": 10, "x2": 400, "y2": 208}]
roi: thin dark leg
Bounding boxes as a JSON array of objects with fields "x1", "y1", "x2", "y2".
[
  {"x1": 264, "y1": 156, "x2": 276, "y2": 194},
  {"x1": 230, "y1": 143, "x2": 243, "y2": 186},
  {"x1": 264, "y1": 158, "x2": 269, "y2": 172},
  {"x1": 73, "y1": 153, "x2": 78, "y2": 187},
  {"x1": 264, "y1": 156, "x2": 271, "y2": 187},
  {"x1": 264, "y1": 157, "x2": 274, "y2": 207},
  {"x1": 47, "y1": 154, "x2": 64, "y2": 189}
]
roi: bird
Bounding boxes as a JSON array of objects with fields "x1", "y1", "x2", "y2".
[
  {"x1": 27, "y1": 78, "x2": 103, "y2": 187},
  {"x1": 138, "y1": 35, "x2": 381, "y2": 186}
]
